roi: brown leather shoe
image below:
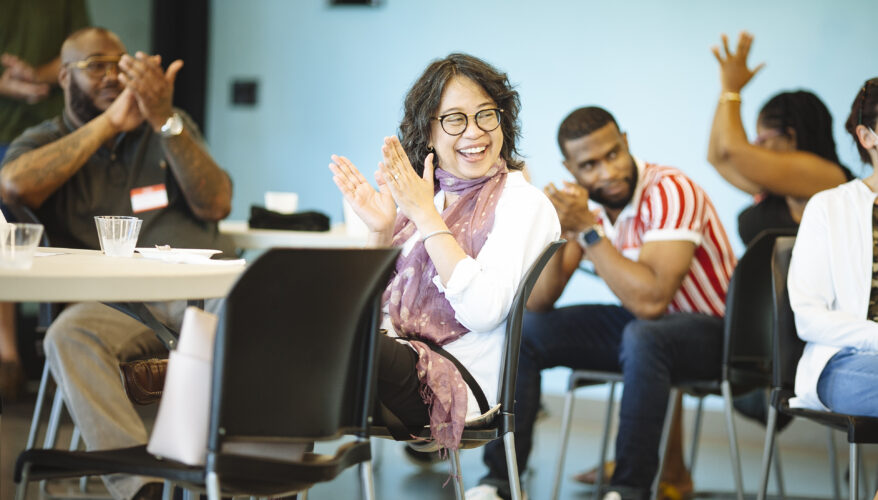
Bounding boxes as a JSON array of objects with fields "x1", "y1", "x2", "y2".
[
  {"x1": 573, "y1": 461, "x2": 615, "y2": 485},
  {"x1": 119, "y1": 358, "x2": 167, "y2": 405}
]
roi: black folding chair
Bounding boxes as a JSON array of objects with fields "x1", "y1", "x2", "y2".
[
  {"x1": 552, "y1": 229, "x2": 795, "y2": 500},
  {"x1": 366, "y1": 239, "x2": 565, "y2": 500},
  {"x1": 15, "y1": 247, "x2": 400, "y2": 500},
  {"x1": 758, "y1": 236, "x2": 878, "y2": 500}
]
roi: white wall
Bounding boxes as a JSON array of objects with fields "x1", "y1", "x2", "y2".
[{"x1": 205, "y1": 0, "x2": 878, "y2": 391}]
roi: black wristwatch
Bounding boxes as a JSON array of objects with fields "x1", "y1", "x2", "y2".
[{"x1": 577, "y1": 224, "x2": 605, "y2": 248}]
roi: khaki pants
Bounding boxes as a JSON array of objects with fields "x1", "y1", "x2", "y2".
[{"x1": 45, "y1": 299, "x2": 222, "y2": 500}]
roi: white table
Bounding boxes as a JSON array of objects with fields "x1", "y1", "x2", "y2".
[
  {"x1": 0, "y1": 247, "x2": 244, "y2": 302},
  {"x1": 219, "y1": 220, "x2": 367, "y2": 250}
]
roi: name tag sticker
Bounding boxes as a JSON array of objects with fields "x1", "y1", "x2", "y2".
[{"x1": 130, "y1": 184, "x2": 169, "y2": 213}]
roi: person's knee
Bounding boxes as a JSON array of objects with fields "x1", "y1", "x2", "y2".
[
  {"x1": 44, "y1": 305, "x2": 105, "y2": 362},
  {"x1": 619, "y1": 319, "x2": 661, "y2": 367}
]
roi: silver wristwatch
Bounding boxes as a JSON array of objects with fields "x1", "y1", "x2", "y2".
[
  {"x1": 577, "y1": 224, "x2": 605, "y2": 248},
  {"x1": 159, "y1": 113, "x2": 183, "y2": 137}
]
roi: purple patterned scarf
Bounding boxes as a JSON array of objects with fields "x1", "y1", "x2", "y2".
[{"x1": 382, "y1": 158, "x2": 508, "y2": 450}]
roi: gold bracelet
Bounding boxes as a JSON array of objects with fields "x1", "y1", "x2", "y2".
[
  {"x1": 719, "y1": 91, "x2": 742, "y2": 104},
  {"x1": 422, "y1": 229, "x2": 453, "y2": 243}
]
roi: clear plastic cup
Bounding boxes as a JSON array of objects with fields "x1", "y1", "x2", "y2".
[
  {"x1": 0, "y1": 223, "x2": 44, "y2": 269},
  {"x1": 94, "y1": 216, "x2": 142, "y2": 257}
]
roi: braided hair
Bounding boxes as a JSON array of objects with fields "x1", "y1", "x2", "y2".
[
  {"x1": 845, "y1": 78, "x2": 878, "y2": 164},
  {"x1": 757, "y1": 90, "x2": 841, "y2": 164}
]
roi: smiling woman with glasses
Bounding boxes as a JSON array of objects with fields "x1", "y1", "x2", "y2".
[
  {"x1": 783, "y1": 77, "x2": 878, "y2": 420},
  {"x1": 328, "y1": 53, "x2": 560, "y2": 479}
]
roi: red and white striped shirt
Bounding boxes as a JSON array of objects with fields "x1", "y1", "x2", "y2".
[{"x1": 593, "y1": 160, "x2": 736, "y2": 317}]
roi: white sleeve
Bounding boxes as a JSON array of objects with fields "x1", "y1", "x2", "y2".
[
  {"x1": 432, "y1": 183, "x2": 561, "y2": 333},
  {"x1": 788, "y1": 198, "x2": 878, "y2": 351}
]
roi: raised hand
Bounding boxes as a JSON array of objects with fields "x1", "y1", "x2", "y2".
[
  {"x1": 544, "y1": 181, "x2": 596, "y2": 236},
  {"x1": 378, "y1": 136, "x2": 437, "y2": 226},
  {"x1": 103, "y1": 87, "x2": 144, "y2": 132},
  {"x1": 329, "y1": 154, "x2": 397, "y2": 234},
  {"x1": 711, "y1": 31, "x2": 765, "y2": 93},
  {"x1": 118, "y1": 52, "x2": 183, "y2": 130}
]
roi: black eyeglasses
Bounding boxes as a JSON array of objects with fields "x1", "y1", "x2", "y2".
[
  {"x1": 66, "y1": 55, "x2": 122, "y2": 79},
  {"x1": 432, "y1": 108, "x2": 503, "y2": 136}
]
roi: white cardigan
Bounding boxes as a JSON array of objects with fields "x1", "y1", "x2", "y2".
[
  {"x1": 383, "y1": 171, "x2": 561, "y2": 417},
  {"x1": 788, "y1": 179, "x2": 878, "y2": 410}
]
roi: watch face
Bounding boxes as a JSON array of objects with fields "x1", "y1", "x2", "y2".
[{"x1": 161, "y1": 114, "x2": 183, "y2": 136}]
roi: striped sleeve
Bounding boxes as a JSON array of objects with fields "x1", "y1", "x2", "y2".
[{"x1": 642, "y1": 173, "x2": 704, "y2": 245}]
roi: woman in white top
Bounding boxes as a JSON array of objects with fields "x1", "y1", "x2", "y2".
[
  {"x1": 787, "y1": 77, "x2": 878, "y2": 416},
  {"x1": 329, "y1": 53, "x2": 559, "y2": 451}
]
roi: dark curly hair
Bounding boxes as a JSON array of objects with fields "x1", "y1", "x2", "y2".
[
  {"x1": 845, "y1": 78, "x2": 878, "y2": 164},
  {"x1": 398, "y1": 53, "x2": 523, "y2": 176}
]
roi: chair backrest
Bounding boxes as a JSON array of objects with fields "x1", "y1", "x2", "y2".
[
  {"x1": 722, "y1": 229, "x2": 796, "y2": 385},
  {"x1": 497, "y1": 239, "x2": 565, "y2": 430},
  {"x1": 770, "y1": 236, "x2": 804, "y2": 393},
  {"x1": 207, "y1": 247, "x2": 399, "y2": 450}
]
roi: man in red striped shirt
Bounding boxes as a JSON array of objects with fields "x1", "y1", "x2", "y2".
[{"x1": 475, "y1": 107, "x2": 737, "y2": 500}]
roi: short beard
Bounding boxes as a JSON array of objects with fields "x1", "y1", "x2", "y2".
[
  {"x1": 589, "y1": 158, "x2": 637, "y2": 209},
  {"x1": 69, "y1": 77, "x2": 105, "y2": 124}
]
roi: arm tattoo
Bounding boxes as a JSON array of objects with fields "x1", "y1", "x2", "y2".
[{"x1": 160, "y1": 129, "x2": 232, "y2": 221}]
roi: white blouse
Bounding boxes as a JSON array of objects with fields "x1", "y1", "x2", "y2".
[
  {"x1": 383, "y1": 171, "x2": 561, "y2": 418},
  {"x1": 788, "y1": 179, "x2": 878, "y2": 410}
]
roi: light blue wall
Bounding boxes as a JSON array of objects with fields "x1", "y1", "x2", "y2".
[
  {"x1": 87, "y1": 0, "x2": 151, "y2": 54},
  {"x1": 206, "y1": 0, "x2": 877, "y2": 309},
  {"x1": 205, "y1": 0, "x2": 877, "y2": 371}
]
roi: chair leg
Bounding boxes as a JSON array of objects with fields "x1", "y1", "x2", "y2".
[
  {"x1": 757, "y1": 405, "x2": 778, "y2": 500},
  {"x1": 162, "y1": 480, "x2": 173, "y2": 500},
  {"x1": 650, "y1": 388, "x2": 678, "y2": 500},
  {"x1": 721, "y1": 381, "x2": 745, "y2": 500},
  {"x1": 15, "y1": 462, "x2": 30, "y2": 500},
  {"x1": 360, "y1": 459, "x2": 376, "y2": 500},
  {"x1": 450, "y1": 448, "x2": 466, "y2": 500},
  {"x1": 206, "y1": 471, "x2": 221, "y2": 500},
  {"x1": 43, "y1": 388, "x2": 65, "y2": 448},
  {"x1": 773, "y1": 440, "x2": 785, "y2": 499},
  {"x1": 849, "y1": 444, "x2": 858, "y2": 500},
  {"x1": 688, "y1": 396, "x2": 705, "y2": 474},
  {"x1": 594, "y1": 382, "x2": 618, "y2": 500},
  {"x1": 551, "y1": 384, "x2": 579, "y2": 500},
  {"x1": 26, "y1": 363, "x2": 52, "y2": 449},
  {"x1": 828, "y1": 428, "x2": 842, "y2": 500},
  {"x1": 504, "y1": 432, "x2": 524, "y2": 500}
]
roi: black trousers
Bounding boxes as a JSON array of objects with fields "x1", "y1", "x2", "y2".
[{"x1": 373, "y1": 334, "x2": 430, "y2": 428}]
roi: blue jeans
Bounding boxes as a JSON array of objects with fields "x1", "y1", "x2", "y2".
[
  {"x1": 817, "y1": 347, "x2": 878, "y2": 417},
  {"x1": 481, "y1": 304, "x2": 723, "y2": 499},
  {"x1": 0, "y1": 143, "x2": 8, "y2": 164}
]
